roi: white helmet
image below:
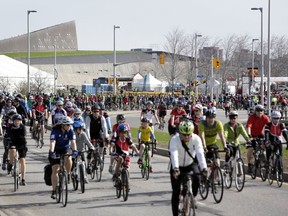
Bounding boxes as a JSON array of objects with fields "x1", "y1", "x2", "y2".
[
  {"x1": 57, "y1": 116, "x2": 74, "y2": 125},
  {"x1": 271, "y1": 111, "x2": 281, "y2": 119},
  {"x1": 194, "y1": 104, "x2": 203, "y2": 111}
]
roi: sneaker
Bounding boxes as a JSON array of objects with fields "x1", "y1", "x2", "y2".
[
  {"x1": 149, "y1": 167, "x2": 154, "y2": 173},
  {"x1": 51, "y1": 191, "x2": 56, "y2": 199},
  {"x1": 21, "y1": 179, "x2": 27, "y2": 186},
  {"x1": 2, "y1": 163, "x2": 7, "y2": 171},
  {"x1": 108, "y1": 165, "x2": 113, "y2": 175},
  {"x1": 248, "y1": 163, "x2": 252, "y2": 174},
  {"x1": 7, "y1": 163, "x2": 12, "y2": 174},
  {"x1": 40, "y1": 140, "x2": 44, "y2": 148},
  {"x1": 86, "y1": 166, "x2": 91, "y2": 174}
]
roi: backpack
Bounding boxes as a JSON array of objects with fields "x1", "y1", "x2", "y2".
[{"x1": 44, "y1": 164, "x2": 52, "y2": 186}]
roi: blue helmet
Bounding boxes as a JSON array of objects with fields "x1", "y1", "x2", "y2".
[
  {"x1": 117, "y1": 124, "x2": 128, "y2": 133},
  {"x1": 73, "y1": 121, "x2": 85, "y2": 129}
]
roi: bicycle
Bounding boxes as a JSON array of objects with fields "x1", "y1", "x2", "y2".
[
  {"x1": 139, "y1": 141, "x2": 156, "y2": 180},
  {"x1": 178, "y1": 171, "x2": 197, "y2": 216},
  {"x1": 32, "y1": 119, "x2": 41, "y2": 148},
  {"x1": 267, "y1": 141, "x2": 285, "y2": 188},
  {"x1": 222, "y1": 142, "x2": 246, "y2": 192},
  {"x1": 55, "y1": 153, "x2": 71, "y2": 207},
  {"x1": 71, "y1": 150, "x2": 87, "y2": 193},
  {"x1": 113, "y1": 153, "x2": 130, "y2": 202},
  {"x1": 89, "y1": 139, "x2": 104, "y2": 182},
  {"x1": 249, "y1": 138, "x2": 267, "y2": 181},
  {"x1": 158, "y1": 117, "x2": 165, "y2": 131},
  {"x1": 10, "y1": 150, "x2": 21, "y2": 192},
  {"x1": 199, "y1": 148, "x2": 224, "y2": 204}
]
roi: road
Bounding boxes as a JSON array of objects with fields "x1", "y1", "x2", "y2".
[{"x1": 0, "y1": 109, "x2": 288, "y2": 216}]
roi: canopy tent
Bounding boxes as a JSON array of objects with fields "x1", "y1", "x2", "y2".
[
  {"x1": 132, "y1": 73, "x2": 166, "y2": 92},
  {"x1": 0, "y1": 55, "x2": 54, "y2": 92}
]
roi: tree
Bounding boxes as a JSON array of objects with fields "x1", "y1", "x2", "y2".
[
  {"x1": 0, "y1": 77, "x2": 10, "y2": 92},
  {"x1": 31, "y1": 71, "x2": 53, "y2": 94}
]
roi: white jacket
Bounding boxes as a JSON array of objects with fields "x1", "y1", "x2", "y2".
[{"x1": 169, "y1": 133, "x2": 207, "y2": 171}]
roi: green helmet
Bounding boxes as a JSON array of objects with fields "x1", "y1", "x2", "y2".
[{"x1": 178, "y1": 121, "x2": 194, "y2": 135}]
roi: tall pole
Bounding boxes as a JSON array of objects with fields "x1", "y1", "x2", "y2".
[
  {"x1": 27, "y1": 10, "x2": 37, "y2": 94},
  {"x1": 251, "y1": 7, "x2": 264, "y2": 105},
  {"x1": 195, "y1": 34, "x2": 202, "y2": 101},
  {"x1": 252, "y1": 39, "x2": 258, "y2": 94},
  {"x1": 54, "y1": 43, "x2": 57, "y2": 94},
  {"x1": 211, "y1": 55, "x2": 214, "y2": 100},
  {"x1": 113, "y1": 25, "x2": 120, "y2": 95},
  {"x1": 267, "y1": 0, "x2": 271, "y2": 115}
]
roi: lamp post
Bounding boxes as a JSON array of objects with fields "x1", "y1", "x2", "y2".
[
  {"x1": 54, "y1": 43, "x2": 57, "y2": 94},
  {"x1": 267, "y1": 0, "x2": 271, "y2": 115},
  {"x1": 195, "y1": 34, "x2": 202, "y2": 100},
  {"x1": 113, "y1": 25, "x2": 120, "y2": 95},
  {"x1": 251, "y1": 38, "x2": 259, "y2": 95},
  {"x1": 251, "y1": 7, "x2": 264, "y2": 105},
  {"x1": 27, "y1": 10, "x2": 37, "y2": 94}
]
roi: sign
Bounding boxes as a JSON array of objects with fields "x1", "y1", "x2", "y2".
[{"x1": 197, "y1": 75, "x2": 204, "y2": 78}]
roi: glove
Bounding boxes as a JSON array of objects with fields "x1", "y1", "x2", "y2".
[
  {"x1": 72, "y1": 151, "x2": 78, "y2": 158},
  {"x1": 202, "y1": 168, "x2": 208, "y2": 176},
  {"x1": 89, "y1": 146, "x2": 95, "y2": 151},
  {"x1": 173, "y1": 168, "x2": 180, "y2": 179},
  {"x1": 49, "y1": 151, "x2": 56, "y2": 158}
]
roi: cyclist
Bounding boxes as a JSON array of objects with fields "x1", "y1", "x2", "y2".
[
  {"x1": 73, "y1": 121, "x2": 95, "y2": 183},
  {"x1": 1, "y1": 110, "x2": 17, "y2": 170},
  {"x1": 264, "y1": 111, "x2": 288, "y2": 166},
  {"x1": 71, "y1": 108, "x2": 85, "y2": 128},
  {"x1": 111, "y1": 124, "x2": 139, "y2": 182},
  {"x1": 85, "y1": 105, "x2": 109, "y2": 173},
  {"x1": 49, "y1": 116, "x2": 77, "y2": 199},
  {"x1": 13, "y1": 97, "x2": 28, "y2": 125},
  {"x1": 191, "y1": 103, "x2": 205, "y2": 135},
  {"x1": 224, "y1": 111, "x2": 250, "y2": 161},
  {"x1": 43, "y1": 94, "x2": 51, "y2": 127},
  {"x1": 168, "y1": 101, "x2": 187, "y2": 135},
  {"x1": 31, "y1": 96, "x2": 47, "y2": 147},
  {"x1": 198, "y1": 109, "x2": 227, "y2": 166},
  {"x1": 64, "y1": 101, "x2": 75, "y2": 118},
  {"x1": 157, "y1": 101, "x2": 167, "y2": 124},
  {"x1": 7, "y1": 114, "x2": 28, "y2": 186},
  {"x1": 99, "y1": 102, "x2": 112, "y2": 155},
  {"x1": 140, "y1": 100, "x2": 160, "y2": 132},
  {"x1": 169, "y1": 120, "x2": 207, "y2": 216},
  {"x1": 51, "y1": 100, "x2": 67, "y2": 125},
  {"x1": 109, "y1": 114, "x2": 131, "y2": 174},
  {"x1": 137, "y1": 117, "x2": 156, "y2": 173},
  {"x1": 246, "y1": 104, "x2": 270, "y2": 173}
]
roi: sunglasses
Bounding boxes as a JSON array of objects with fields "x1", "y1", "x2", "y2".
[
  {"x1": 74, "y1": 113, "x2": 80, "y2": 115},
  {"x1": 178, "y1": 106, "x2": 183, "y2": 108},
  {"x1": 182, "y1": 134, "x2": 191, "y2": 137},
  {"x1": 194, "y1": 109, "x2": 200, "y2": 112},
  {"x1": 273, "y1": 118, "x2": 280, "y2": 120},
  {"x1": 93, "y1": 110, "x2": 99, "y2": 113}
]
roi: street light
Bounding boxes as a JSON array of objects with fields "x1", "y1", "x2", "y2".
[
  {"x1": 195, "y1": 34, "x2": 202, "y2": 100},
  {"x1": 113, "y1": 25, "x2": 120, "y2": 95},
  {"x1": 251, "y1": 7, "x2": 264, "y2": 105},
  {"x1": 27, "y1": 10, "x2": 37, "y2": 94},
  {"x1": 251, "y1": 38, "x2": 259, "y2": 95},
  {"x1": 267, "y1": 0, "x2": 271, "y2": 115}
]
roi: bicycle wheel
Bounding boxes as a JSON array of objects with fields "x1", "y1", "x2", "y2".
[
  {"x1": 36, "y1": 128, "x2": 40, "y2": 147},
  {"x1": 71, "y1": 168, "x2": 78, "y2": 191},
  {"x1": 145, "y1": 154, "x2": 150, "y2": 181},
  {"x1": 211, "y1": 166, "x2": 224, "y2": 204},
  {"x1": 223, "y1": 164, "x2": 232, "y2": 189},
  {"x1": 61, "y1": 172, "x2": 68, "y2": 207},
  {"x1": 260, "y1": 157, "x2": 267, "y2": 182},
  {"x1": 199, "y1": 176, "x2": 209, "y2": 200},
  {"x1": 235, "y1": 158, "x2": 245, "y2": 192},
  {"x1": 181, "y1": 193, "x2": 192, "y2": 216},
  {"x1": 276, "y1": 158, "x2": 283, "y2": 188},
  {"x1": 90, "y1": 160, "x2": 96, "y2": 180},
  {"x1": 79, "y1": 164, "x2": 85, "y2": 193},
  {"x1": 122, "y1": 169, "x2": 129, "y2": 202},
  {"x1": 267, "y1": 164, "x2": 274, "y2": 185},
  {"x1": 141, "y1": 164, "x2": 145, "y2": 178},
  {"x1": 56, "y1": 176, "x2": 62, "y2": 203},
  {"x1": 95, "y1": 156, "x2": 102, "y2": 182},
  {"x1": 115, "y1": 177, "x2": 122, "y2": 198},
  {"x1": 13, "y1": 160, "x2": 18, "y2": 192},
  {"x1": 250, "y1": 161, "x2": 257, "y2": 180}
]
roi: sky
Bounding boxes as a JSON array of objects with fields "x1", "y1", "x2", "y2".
[{"x1": 1, "y1": 0, "x2": 288, "y2": 51}]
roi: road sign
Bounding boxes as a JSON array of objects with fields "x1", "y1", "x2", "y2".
[{"x1": 197, "y1": 75, "x2": 204, "y2": 78}]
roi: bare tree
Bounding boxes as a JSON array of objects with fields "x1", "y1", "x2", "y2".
[
  {"x1": 0, "y1": 77, "x2": 10, "y2": 92},
  {"x1": 31, "y1": 71, "x2": 52, "y2": 94},
  {"x1": 14, "y1": 80, "x2": 28, "y2": 95}
]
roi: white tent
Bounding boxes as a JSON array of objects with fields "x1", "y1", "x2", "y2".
[
  {"x1": 0, "y1": 55, "x2": 54, "y2": 92},
  {"x1": 132, "y1": 73, "x2": 166, "y2": 92}
]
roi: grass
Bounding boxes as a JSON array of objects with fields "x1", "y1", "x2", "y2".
[{"x1": 1, "y1": 50, "x2": 140, "y2": 59}]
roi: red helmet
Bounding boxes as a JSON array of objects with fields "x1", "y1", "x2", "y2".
[{"x1": 37, "y1": 96, "x2": 43, "y2": 101}]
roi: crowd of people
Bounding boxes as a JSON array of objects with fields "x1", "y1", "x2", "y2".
[{"x1": 0, "y1": 90, "x2": 288, "y2": 215}]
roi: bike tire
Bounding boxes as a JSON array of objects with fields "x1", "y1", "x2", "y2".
[
  {"x1": 211, "y1": 166, "x2": 224, "y2": 204},
  {"x1": 145, "y1": 154, "x2": 150, "y2": 181},
  {"x1": 61, "y1": 172, "x2": 68, "y2": 207},
  {"x1": 182, "y1": 193, "x2": 192, "y2": 216},
  {"x1": 141, "y1": 165, "x2": 145, "y2": 178},
  {"x1": 122, "y1": 169, "x2": 129, "y2": 202},
  {"x1": 95, "y1": 156, "x2": 102, "y2": 182},
  {"x1": 56, "y1": 176, "x2": 62, "y2": 203},
  {"x1": 13, "y1": 160, "x2": 18, "y2": 192},
  {"x1": 260, "y1": 158, "x2": 267, "y2": 182},
  {"x1": 276, "y1": 158, "x2": 283, "y2": 188},
  {"x1": 251, "y1": 161, "x2": 257, "y2": 180},
  {"x1": 116, "y1": 177, "x2": 121, "y2": 198},
  {"x1": 223, "y1": 165, "x2": 232, "y2": 189},
  {"x1": 235, "y1": 158, "x2": 245, "y2": 192},
  {"x1": 79, "y1": 164, "x2": 85, "y2": 193},
  {"x1": 199, "y1": 176, "x2": 209, "y2": 200},
  {"x1": 72, "y1": 172, "x2": 78, "y2": 191},
  {"x1": 267, "y1": 165, "x2": 274, "y2": 185},
  {"x1": 90, "y1": 160, "x2": 96, "y2": 180},
  {"x1": 36, "y1": 128, "x2": 40, "y2": 145}
]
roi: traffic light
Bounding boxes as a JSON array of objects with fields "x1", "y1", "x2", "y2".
[
  {"x1": 108, "y1": 78, "x2": 113, "y2": 84},
  {"x1": 213, "y1": 58, "x2": 221, "y2": 69},
  {"x1": 159, "y1": 53, "x2": 165, "y2": 64}
]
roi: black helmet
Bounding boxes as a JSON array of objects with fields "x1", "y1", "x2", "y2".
[
  {"x1": 92, "y1": 105, "x2": 101, "y2": 111},
  {"x1": 141, "y1": 117, "x2": 149, "y2": 123},
  {"x1": 205, "y1": 109, "x2": 216, "y2": 118},
  {"x1": 8, "y1": 110, "x2": 17, "y2": 116},
  {"x1": 13, "y1": 114, "x2": 22, "y2": 121},
  {"x1": 116, "y1": 114, "x2": 125, "y2": 122}
]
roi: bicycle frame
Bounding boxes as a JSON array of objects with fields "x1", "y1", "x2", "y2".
[
  {"x1": 90, "y1": 140, "x2": 104, "y2": 182},
  {"x1": 250, "y1": 138, "x2": 267, "y2": 181},
  {"x1": 71, "y1": 151, "x2": 87, "y2": 193}
]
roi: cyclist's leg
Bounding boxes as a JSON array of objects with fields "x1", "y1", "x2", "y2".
[
  {"x1": 138, "y1": 143, "x2": 145, "y2": 161},
  {"x1": 51, "y1": 164, "x2": 60, "y2": 191},
  {"x1": 8, "y1": 147, "x2": 16, "y2": 169},
  {"x1": 18, "y1": 146, "x2": 28, "y2": 183},
  {"x1": 64, "y1": 155, "x2": 73, "y2": 177},
  {"x1": 170, "y1": 168, "x2": 181, "y2": 216}
]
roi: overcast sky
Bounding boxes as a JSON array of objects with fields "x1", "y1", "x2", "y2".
[{"x1": 1, "y1": 0, "x2": 287, "y2": 51}]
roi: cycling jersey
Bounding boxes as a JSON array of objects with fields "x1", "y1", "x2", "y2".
[
  {"x1": 246, "y1": 114, "x2": 270, "y2": 137},
  {"x1": 224, "y1": 122, "x2": 249, "y2": 144},
  {"x1": 198, "y1": 120, "x2": 223, "y2": 146},
  {"x1": 111, "y1": 136, "x2": 134, "y2": 155},
  {"x1": 265, "y1": 122, "x2": 288, "y2": 142},
  {"x1": 51, "y1": 108, "x2": 67, "y2": 125},
  {"x1": 50, "y1": 127, "x2": 76, "y2": 150},
  {"x1": 138, "y1": 126, "x2": 155, "y2": 142},
  {"x1": 168, "y1": 108, "x2": 187, "y2": 126},
  {"x1": 141, "y1": 109, "x2": 156, "y2": 123},
  {"x1": 32, "y1": 104, "x2": 47, "y2": 119}
]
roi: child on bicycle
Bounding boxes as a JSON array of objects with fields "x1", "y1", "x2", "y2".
[
  {"x1": 7, "y1": 114, "x2": 28, "y2": 186},
  {"x1": 264, "y1": 111, "x2": 288, "y2": 165},
  {"x1": 110, "y1": 124, "x2": 138, "y2": 182},
  {"x1": 137, "y1": 117, "x2": 156, "y2": 173},
  {"x1": 73, "y1": 121, "x2": 95, "y2": 183}
]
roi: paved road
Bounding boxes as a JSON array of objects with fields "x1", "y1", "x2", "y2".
[{"x1": 0, "y1": 110, "x2": 288, "y2": 215}]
